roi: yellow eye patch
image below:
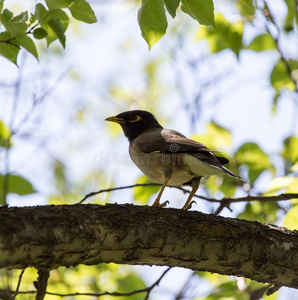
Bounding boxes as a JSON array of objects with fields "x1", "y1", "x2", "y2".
[{"x1": 130, "y1": 115, "x2": 142, "y2": 122}]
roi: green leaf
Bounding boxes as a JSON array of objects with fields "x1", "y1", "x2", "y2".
[
  {"x1": 265, "y1": 176, "x2": 296, "y2": 195},
  {"x1": 0, "y1": 119, "x2": 11, "y2": 148},
  {"x1": 281, "y1": 136, "x2": 298, "y2": 171},
  {"x1": 286, "y1": 177, "x2": 298, "y2": 193},
  {"x1": 2, "y1": 11, "x2": 28, "y2": 39},
  {"x1": 192, "y1": 121, "x2": 232, "y2": 150},
  {"x1": 196, "y1": 13, "x2": 243, "y2": 57},
  {"x1": 0, "y1": 32, "x2": 20, "y2": 64},
  {"x1": 284, "y1": 0, "x2": 296, "y2": 31},
  {"x1": 48, "y1": 18, "x2": 66, "y2": 48},
  {"x1": 46, "y1": 0, "x2": 69, "y2": 9},
  {"x1": 270, "y1": 60, "x2": 296, "y2": 92},
  {"x1": 238, "y1": 201, "x2": 279, "y2": 223},
  {"x1": 33, "y1": 27, "x2": 48, "y2": 39},
  {"x1": 69, "y1": 0, "x2": 97, "y2": 24},
  {"x1": 0, "y1": 0, "x2": 4, "y2": 13},
  {"x1": 181, "y1": 0, "x2": 214, "y2": 26},
  {"x1": 117, "y1": 273, "x2": 146, "y2": 300},
  {"x1": 133, "y1": 175, "x2": 160, "y2": 204},
  {"x1": 138, "y1": 0, "x2": 168, "y2": 50},
  {"x1": 34, "y1": 7, "x2": 69, "y2": 47},
  {"x1": 0, "y1": 174, "x2": 36, "y2": 201},
  {"x1": 164, "y1": 0, "x2": 180, "y2": 18},
  {"x1": 1, "y1": 8, "x2": 13, "y2": 21},
  {"x1": 246, "y1": 33, "x2": 276, "y2": 52},
  {"x1": 283, "y1": 205, "x2": 298, "y2": 230},
  {"x1": 236, "y1": 0, "x2": 255, "y2": 17},
  {"x1": 19, "y1": 35, "x2": 38, "y2": 59},
  {"x1": 235, "y1": 142, "x2": 273, "y2": 183},
  {"x1": 35, "y1": 3, "x2": 49, "y2": 24}
]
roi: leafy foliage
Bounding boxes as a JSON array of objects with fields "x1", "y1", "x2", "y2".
[
  {"x1": 235, "y1": 142, "x2": 274, "y2": 184},
  {"x1": 197, "y1": 13, "x2": 243, "y2": 57},
  {"x1": 0, "y1": 0, "x2": 96, "y2": 64},
  {"x1": 0, "y1": 174, "x2": 36, "y2": 204},
  {"x1": 138, "y1": 0, "x2": 167, "y2": 50}
]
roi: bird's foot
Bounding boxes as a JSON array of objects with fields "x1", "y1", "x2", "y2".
[
  {"x1": 182, "y1": 200, "x2": 197, "y2": 210},
  {"x1": 152, "y1": 200, "x2": 169, "y2": 208}
]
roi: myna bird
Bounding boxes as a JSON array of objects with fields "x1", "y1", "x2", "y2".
[{"x1": 105, "y1": 110, "x2": 242, "y2": 209}]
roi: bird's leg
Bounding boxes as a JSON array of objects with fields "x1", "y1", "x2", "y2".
[
  {"x1": 182, "y1": 177, "x2": 201, "y2": 210},
  {"x1": 152, "y1": 170, "x2": 172, "y2": 207}
]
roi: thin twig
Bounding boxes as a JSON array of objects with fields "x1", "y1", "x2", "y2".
[
  {"x1": 79, "y1": 183, "x2": 298, "y2": 207},
  {"x1": 12, "y1": 68, "x2": 72, "y2": 135},
  {"x1": 2, "y1": 54, "x2": 26, "y2": 205},
  {"x1": 263, "y1": 0, "x2": 298, "y2": 91},
  {"x1": 12, "y1": 269, "x2": 26, "y2": 300},
  {"x1": 175, "y1": 271, "x2": 196, "y2": 300},
  {"x1": 9, "y1": 267, "x2": 171, "y2": 298},
  {"x1": 78, "y1": 183, "x2": 162, "y2": 204}
]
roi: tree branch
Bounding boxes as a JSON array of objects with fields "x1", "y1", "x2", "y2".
[
  {"x1": 0, "y1": 204, "x2": 297, "y2": 289},
  {"x1": 79, "y1": 184, "x2": 298, "y2": 207},
  {"x1": 34, "y1": 270, "x2": 50, "y2": 300}
]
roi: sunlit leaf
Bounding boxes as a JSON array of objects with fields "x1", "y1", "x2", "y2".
[
  {"x1": 270, "y1": 60, "x2": 295, "y2": 92},
  {"x1": 246, "y1": 33, "x2": 276, "y2": 52},
  {"x1": 0, "y1": 120, "x2": 11, "y2": 148},
  {"x1": 284, "y1": 0, "x2": 296, "y2": 32},
  {"x1": 69, "y1": 0, "x2": 97, "y2": 24},
  {"x1": 19, "y1": 35, "x2": 38, "y2": 59},
  {"x1": 181, "y1": 0, "x2": 214, "y2": 26},
  {"x1": 0, "y1": 31, "x2": 20, "y2": 64},
  {"x1": 138, "y1": 0, "x2": 167, "y2": 50},
  {"x1": 283, "y1": 205, "x2": 298, "y2": 230},
  {"x1": 286, "y1": 177, "x2": 298, "y2": 194},
  {"x1": 133, "y1": 175, "x2": 160, "y2": 204},
  {"x1": 117, "y1": 273, "x2": 147, "y2": 300},
  {"x1": 164, "y1": 0, "x2": 180, "y2": 18},
  {"x1": 34, "y1": 3, "x2": 50, "y2": 25},
  {"x1": 196, "y1": 13, "x2": 243, "y2": 57},
  {"x1": 53, "y1": 159, "x2": 69, "y2": 194},
  {"x1": 35, "y1": 8, "x2": 69, "y2": 47},
  {"x1": 235, "y1": 142, "x2": 273, "y2": 183},
  {"x1": 0, "y1": 0, "x2": 3, "y2": 13},
  {"x1": 265, "y1": 177, "x2": 296, "y2": 195},
  {"x1": 2, "y1": 11, "x2": 28, "y2": 39},
  {"x1": 48, "y1": 18, "x2": 66, "y2": 48},
  {"x1": 46, "y1": 0, "x2": 69, "y2": 9},
  {"x1": 192, "y1": 121, "x2": 232, "y2": 150},
  {"x1": 281, "y1": 136, "x2": 298, "y2": 173},
  {"x1": 219, "y1": 175, "x2": 239, "y2": 196},
  {"x1": 0, "y1": 174, "x2": 36, "y2": 201},
  {"x1": 238, "y1": 201, "x2": 279, "y2": 223},
  {"x1": 236, "y1": 0, "x2": 255, "y2": 17}
]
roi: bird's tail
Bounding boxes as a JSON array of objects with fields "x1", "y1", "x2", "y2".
[{"x1": 221, "y1": 166, "x2": 243, "y2": 181}]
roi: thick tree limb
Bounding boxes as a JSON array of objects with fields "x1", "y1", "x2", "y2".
[{"x1": 0, "y1": 204, "x2": 297, "y2": 289}]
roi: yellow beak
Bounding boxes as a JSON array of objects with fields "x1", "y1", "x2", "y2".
[{"x1": 105, "y1": 116, "x2": 125, "y2": 124}]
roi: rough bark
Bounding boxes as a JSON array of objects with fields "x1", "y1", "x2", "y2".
[{"x1": 0, "y1": 204, "x2": 297, "y2": 288}]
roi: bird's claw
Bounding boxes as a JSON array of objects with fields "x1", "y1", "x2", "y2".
[
  {"x1": 182, "y1": 200, "x2": 197, "y2": 210},
  {"x1": 153, "y1": 200, "x2": 169, "y2": 208}
]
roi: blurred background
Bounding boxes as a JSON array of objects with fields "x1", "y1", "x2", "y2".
[{"x1": 0, "y1": 0, "x2": 297, "y2": 299}]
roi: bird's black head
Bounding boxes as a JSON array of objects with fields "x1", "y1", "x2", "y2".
[{"x1": 105, "y1": 110, "x2": 163, "y2": 142}]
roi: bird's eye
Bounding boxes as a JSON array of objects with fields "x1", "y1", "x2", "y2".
[{"x1": 129, "y1": 115, "x2": 142, "y2": 122}]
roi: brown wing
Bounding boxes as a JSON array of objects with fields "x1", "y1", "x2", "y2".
[
  {"x1": 136, "y1": 128, "x2": 212, "y2": 152},
  {"x1": 134, "y1": 128, "x2": 242, "y2": 179}
]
